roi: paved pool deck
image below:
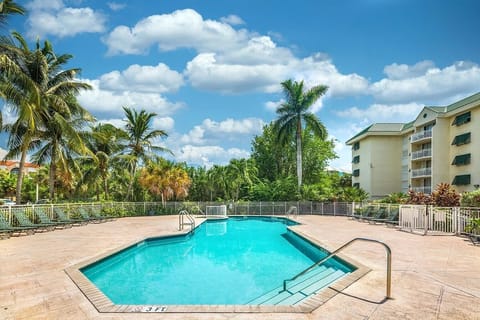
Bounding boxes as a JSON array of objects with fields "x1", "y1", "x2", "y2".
[{"x1": 0, "y1": 215, "x2": 479, "y2": 319}]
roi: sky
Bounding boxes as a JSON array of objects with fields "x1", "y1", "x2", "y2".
[{"x1": 2, "y1": 0, "x2": 480, "y2": 172}]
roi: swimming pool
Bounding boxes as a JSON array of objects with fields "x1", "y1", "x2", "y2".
[{"x1": 81, "y1": 217, "x2": 355, "y2": 306}]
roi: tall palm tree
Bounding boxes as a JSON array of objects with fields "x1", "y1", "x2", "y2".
[
  {"x1": 0, "y1": 32, "x2": 92, "y2": 203},
  {"x1": 121, "y1": 107, "x2": 171, "y2": 200},
  {"x1": 273, "y1": 79, "x2": 328, "y2": 189}
]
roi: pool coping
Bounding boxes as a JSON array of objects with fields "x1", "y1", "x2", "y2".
[{"x1": 64, "y1": 216, "x2": 370, "y2": 314}]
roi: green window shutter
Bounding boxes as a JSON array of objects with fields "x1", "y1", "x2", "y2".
[
  {"x1": 353, "y1": 142, "x2": 360, "y2": 150},
  {"x1": 451, "y1": 153, "x2": 471, "y2": 166},
  {"x1": 452, "y1": 174, "x2": 471, "y2": 185},
  {"x1": 352, "y1": 155, "x2": 360, "y2": 163},
  {"x1": 353, "y1": 183, "x2": 360, "y2": 188},
  {"x1": 353, "y1": 169, "x2": 360, "y2": 177},
  {"x1": 451, "y1": 132, "x2": 471, "y2": 146},
  {"x1": 452, "y1": 112, "x2": 471, "y2": 126}
]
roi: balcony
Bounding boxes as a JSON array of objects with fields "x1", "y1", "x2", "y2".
[
  {"x1": 411, "y1": 149, "x2": 432, "y2": 160},
  {"x1": 411, "y1": 130, "x2": 432, "y2": 143},
  {"x1": 411, "y1": 168, "x2": 432, "y2": 178},
  {"x1": 412, "y1": 186, "x2": 432, "y2": 194}
]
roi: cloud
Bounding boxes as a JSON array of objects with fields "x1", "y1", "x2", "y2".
[
  {"x1": 99, "y1": 63, "x2": 184, "y2": 93},
  {"x1": 107, "y1": 2, "x2": 126, "y2": 11},
  {"x1": 26, "y1": 0, "x2": 106, "y2": 38},
  {"x1": 336, "y1": 102, "x2": 424, "y2": 123},
  {"x1": 370, "y1": 61, "x2": 480, "y2": 104},
  {"x1": 185, "y1": 53, "x2": 288, "y2": 94},
  {"x1": 104, "y1": 9, "x2": 248, "y2": 55},
  {"x1": 174, "y1": 145, "x2": 250, "y2": 168},
  {"x1": 180, "y1": 117, "x2": 265, "y2": 145},
  {"x1": 77, "y1": 79, "x2": 184, "y2": 118},
  {"x1": 264, "y1": 99, "x2": 285, "y2": 112},
  {"x1": 99, "y1": 116, "x2": 175, "y2": 132},
  {"x1": 220, "y1": 14, "x2": 245, "y2": 25}
]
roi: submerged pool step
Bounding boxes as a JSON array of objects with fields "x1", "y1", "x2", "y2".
[{"x1": 250, "y1": 266, "x2": 347, "y2": 306}]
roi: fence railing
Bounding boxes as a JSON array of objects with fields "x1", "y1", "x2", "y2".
[
  {"x1": 411, "y1": 149, "x2": 432, "y2": 160},
  {"x1": 411, "y1": 130, "x2": 432, "y2": 142},
  {"x1": 0, "y1": 201, "x2": 357, "y2": 227},
  {"x1": 399, "y1": 205, "x2": 480, "y2": 235}
]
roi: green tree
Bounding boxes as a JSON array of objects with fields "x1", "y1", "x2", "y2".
[
  {"x1": 0, "y1": 0, "x2": 24, "y2": 26},
  {"x1": 0, "y1": 32, "x2": 90, "y2": 203},
  {"x1": 273, "y1": 79, "x2": 328, "y2": 190},
  {"x1": 78, "y1": 123, "x2": 127, "y2": 200},
  {"x1": 0, "y1": 169, "x2": 15, "y2": 197},
  {"x1": 121, "y1": 107, "x2": 171, "y2": 200}
]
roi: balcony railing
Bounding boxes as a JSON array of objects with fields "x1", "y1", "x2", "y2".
[
  {"x1": 412, "y1": 186, "x2": 432, "y2": 194},
  {"x1": 411, "y1": 168, "x2": 432, "y2": 177},
  {"x1": 411, "y1": 130, "x2": 432, "y2": 142},
  {"x1": 411, "y1": 149, "x2": 432, "y2": 160}
]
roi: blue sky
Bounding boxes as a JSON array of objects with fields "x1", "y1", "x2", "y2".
[{"x1": 2, "y1": 0, "x2": 480, "y2": 172}]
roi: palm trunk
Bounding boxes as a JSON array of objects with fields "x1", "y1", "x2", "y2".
[
  {"x1": 103, "y1": 174, "x2": 109, "y2": 200},
  {"x1": 49, "y1": 153, "x2": 56, "y2": 201},
  {"x1": 296, "y1": 120, "x2": 303, "y2": 190},
  {"x1": 126, "y1": 162, "x2": 137, "y2": 201},
  {"x1": 15, "y1": 148, "x2": 28, "y2": 204}
]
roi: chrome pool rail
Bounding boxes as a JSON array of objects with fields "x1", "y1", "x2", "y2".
[
  {"x1": 178, "y1": 210, "x2": 195, "y2": 231},
  {"x1": 281, "y1": 237, "x2": 392, "y2": 299}
]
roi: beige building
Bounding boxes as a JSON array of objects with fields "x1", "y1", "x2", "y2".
[{"x1": 346, "y1": 92, "x2": 480, "y2": 198}]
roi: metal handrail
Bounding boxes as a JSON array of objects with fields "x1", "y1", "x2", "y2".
[
  {"x1": 281, "y1": 237, "x2": 392, "y2": 299},
  {"x1": 287, "y1": 206, "x2": 298, "y2": 218},
  {"x1": 178, "y1": 210, "x2": 195, "y2": 231}
]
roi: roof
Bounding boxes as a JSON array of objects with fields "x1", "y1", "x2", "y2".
[
  {"x1": 445, "y1": 92, "x2": 480, "y2": 113},
  {"x1": 402, "y1": 120, "x2": 414, "y2": 130},
  {"x1": 346, "y1": 123, "x2": 405, "y2": 144},
  {"x1": 0, "y1": 160, "x2": 40, "y2": 169}
]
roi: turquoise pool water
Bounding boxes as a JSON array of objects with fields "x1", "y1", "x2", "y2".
[{"x1": 82, "y1": 217, "x2": 353, "y2": 305}]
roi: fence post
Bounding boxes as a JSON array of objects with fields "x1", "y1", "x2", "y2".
[
  {"x1": 321, "y1": 202, "x2": 324, "y2": 215},
  {"x1": 424, "y1": 205, "x2": 429, "y2": 236},
  {"x1": 333, "y1": 202, "x2": 336, "y2": 216},
  {"x1": 260, "y1": 201, "x2": 262, "y2": 216}
]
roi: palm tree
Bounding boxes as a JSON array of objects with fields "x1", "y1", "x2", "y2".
[
  {"x1": 273, "y1": 79, "x2": 328, "y2": 189},
  {"x1": 79, "y1": 123, "x2": 127, "y2": 200},
  {"x1": 121, "y1": 107, "x2": 171, "y2": 200},
  {"x1": 0, "y1": 32, "x2": 92, "y2": 203},
  {"x1": 0, "y1": 0, "x2": 24, "y2": 26}
]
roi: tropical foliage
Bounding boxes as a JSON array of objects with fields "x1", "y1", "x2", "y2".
[{"x1": 0, "y1": 7, "x2": 366, "y2": 204}]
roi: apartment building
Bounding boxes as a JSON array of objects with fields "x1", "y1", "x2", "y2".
[{"x1": 346, "y1": 92, "x2": 480, "y2": 198}]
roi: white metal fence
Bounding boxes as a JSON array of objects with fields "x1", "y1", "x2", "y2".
[
  {"x1": 0, "y1": 201, "x2": 357, "y2": 227},
  {"x1": 399, "y1": 205, "x2": 480, "y2": 235}
]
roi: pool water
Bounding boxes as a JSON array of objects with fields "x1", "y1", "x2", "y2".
[{"x1": 82, "y1": 217, "x2": 353, "y2": 305}]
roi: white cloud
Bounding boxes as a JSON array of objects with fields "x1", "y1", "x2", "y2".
[
  {"x1": 264, "y1": 99, "x2": 285, "y2": 112},
  {"x1": 152, "y1": 117, "x2": 175, "y2": 132},
  {"x1": 180, "y1": 117, "x2": 265, "y2": 145},
  {"x1": 370, "y1": 61, "x2": 480, "y2": 103},
  {"x1": 185, "y1": 53, "x2": 288, "y2": 94},
  {"x1": 77, "y1": 79, "x2": 184, "y2": 118},
  {"x1": 107, "y1": 2, "x2": 126, "y2": 11},
  {"x1": 336, "y1": 102, "x2": 424, "y2": 123},
  {"x1": 104, "y1": 9, "x2": 249, "y2": 55},
  {"x1": 99, "y1": 63, "x2": 184, "y2": 93},
  {"x1": 26, "y1": 0, "x2": 106, "y2": 39},
  {"x1": 220, "y1": 14, "x2": 245, "y2": 25},
  {"x1": 174, "y1": 145, "x2": 250, "y2": 168}
]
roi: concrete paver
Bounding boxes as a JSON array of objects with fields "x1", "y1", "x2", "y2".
[{"x1": 0, "y1": 215, "x2": 479, "y2": 319}]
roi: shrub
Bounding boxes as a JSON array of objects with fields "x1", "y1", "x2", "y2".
[
  {"x1": 407, "y1": 190, "x2": 433, "y2": 205},
  {"x1": 431, "y1": 183, "x2": 460, "y2": 207},
  {"x1": 461, "y1": 189, "x2": 480, "y2": 207},
  {"x1": 379, "y1": 192, "x2": 408, "y2": 204}
]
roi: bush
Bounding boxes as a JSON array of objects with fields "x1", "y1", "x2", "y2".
[
  {"x1": 408, "y1": 183, "x2": 460, "y2": 207},
  {"x1": 379, "y1": 192, "x2": 408, "y2": 204},
  {"x1": 461, "y1": 189, "x2": 480, "y2": 207}
]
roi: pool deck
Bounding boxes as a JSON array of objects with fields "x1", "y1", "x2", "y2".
[{"x1": 1, "y1": 215, "x2": 479, "y2": 319}]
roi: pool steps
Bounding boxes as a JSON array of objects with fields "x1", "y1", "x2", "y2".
[{"x1": 248, "y1": 265, "x2": 347, "y2": 305}]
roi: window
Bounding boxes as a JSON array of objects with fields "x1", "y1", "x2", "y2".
[
  {"x1": 353, "y1": 169, "x2": 360, "y2": 177},
  {"x1": 452, "y1": 153, "x2": 471, "y2": 166},
  {"x1": 352, "y1": 155, "x2": 360, "y2": 164},
  {"x1": 452, "y1": 112, "x2": 471, "y2": 126},
  {"x1": 451, "y1": 132, "x2": 471, "y2": 146},
  {"x1": 452, "y1": 174, "x2": 471, "y2": 185},
  {"x1": 353, "y1": 142, "x2": 360, "y2": 150},
  {"x1": 353, "y1": 183, "x2": 360, "y2": 188}
]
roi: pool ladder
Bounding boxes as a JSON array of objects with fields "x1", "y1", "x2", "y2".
[
  {"x1": 286, "y1": 206, "x2": 298, "y2": 218},
  {"x1": 178, "y1": 210, "x2": 195, "y2": 231},
  {"x1": 281, "y1": 237, "x2": 392, "y2": 299}
]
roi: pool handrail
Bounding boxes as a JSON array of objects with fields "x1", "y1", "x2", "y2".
[
  {"x1": 178, "y1": 209, "x2": 195, "y2": 231},
  {"x1": 281, "y1": 237, "x2": 392, "y2": 299}
]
